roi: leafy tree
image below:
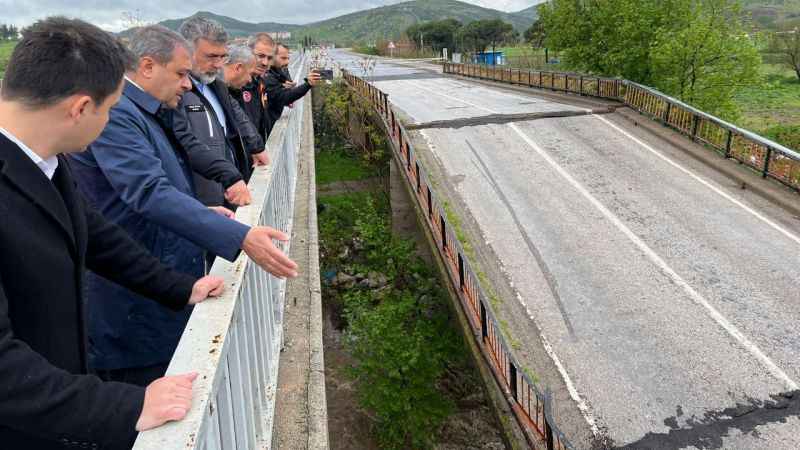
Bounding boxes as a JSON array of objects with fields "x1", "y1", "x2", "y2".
[
  {"x1": 539, "y1": 0, "x2": 683, "y2": 83},
  {"x1": 456, "y1": 21, "x2": 486, "y2": 55},
  {"x1": 406, "y1": 19, "x2": 462, "y2": 53},
  {"x1": 539, "y1": 0, "x2": 761, "y2": 117},
  {"x1": 456, "y1": 19, "x2": 516, "y2": 57},
  {"x1": 769, "y1": 25, "x2": 800, "y2": 79},
  {"x1": 524, "y1": 19, "x2": 546, "y2": 48},
  {"x1": 650, "y1": 0, "x2": 761, "y2": 118}
]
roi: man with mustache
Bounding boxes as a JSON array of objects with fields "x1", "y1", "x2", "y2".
[{"x1": 175, "y1": 17, "x2": 269, "y2": 209}]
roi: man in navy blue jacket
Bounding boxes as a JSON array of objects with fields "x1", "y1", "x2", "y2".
[{"x1": 70, "y1": 25, "x2": 298, "y2": 386}]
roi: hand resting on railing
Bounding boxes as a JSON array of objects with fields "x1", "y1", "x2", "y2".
[
  {"x1": 224, "y1": 180, "x2": 252, "y2": 206},
  {"x1": 135, "y1": 372, "x2": 198, "y2": 431},
  {"x1": 133, "y1": 275, "x2": 223, "y2": 431}
]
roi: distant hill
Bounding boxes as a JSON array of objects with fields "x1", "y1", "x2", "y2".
[
  {"x1": 511, "y1": 2, "x2": 546, "y2": 21},
  {"x1": 740, "y1": 1, "x2": 800, "y2": 29},
  {"x1": 298, "y1": 0, "x2": 539, "y2": 45},
  {"x1": 120, "y1": 11, "x2": 301, "y2": 38},
  {"x1": 123, "y1": 1, "x2": 541, "y2": 45}
]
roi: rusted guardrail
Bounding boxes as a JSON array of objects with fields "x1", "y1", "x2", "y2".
[
  {"x1": 342, "y1": 69, "x2": 574, "y2": 450},
  {"x1": 443, "y1": 62, "x2": 800, "y2": 193}
]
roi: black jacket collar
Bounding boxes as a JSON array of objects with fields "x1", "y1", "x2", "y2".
[
  {"x1": 190, "y1": 77, "x2": 235, "y2": 124},
  {"x1": 0, "y1": 133, "x2": 77, "y2": 251}
]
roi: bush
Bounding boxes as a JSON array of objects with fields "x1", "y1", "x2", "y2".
[
  {"x1": 763, "y1": 124, "x2": 800, "y2": 151},
  {"x1": 316, "y1": 80, "x2": 389, "y2": 166},
  {"x1": 353, "y1": 45, "x2": 380, "y2": 56},
  {"x1": 324, "y1": 196, "x2": 461, "y2": 449}
]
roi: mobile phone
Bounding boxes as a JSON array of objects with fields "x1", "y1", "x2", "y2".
[{"x1": 318, "y1": 69, "x2": 334, "y2": 80}]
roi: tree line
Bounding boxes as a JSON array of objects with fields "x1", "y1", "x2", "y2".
[
  {"x1": 537, "y1": 0, "x2": 800, "y2": 118},
  {"x1": 0, "y1": 24, "x2": 19, "y2": 40},
  {"x1": 405, "y1": 18, "x2": 516, "y2": 55}
]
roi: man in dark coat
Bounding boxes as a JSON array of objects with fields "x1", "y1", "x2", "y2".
[
  {"x1": 229, "y1": 32, "x2": 275, "y2": 142},
  {"x1": 0, "y1": 17, "x2": 225, "y2": 449},
  {"x1": 70, "y1": 25, "x2": 299, "y2": 387},
  {"x1": 264, "y1": 43, "x2": 321, "y2": 137},
  {"x1": 174, "y1": 17, "x2": 269, "y2": 208}
]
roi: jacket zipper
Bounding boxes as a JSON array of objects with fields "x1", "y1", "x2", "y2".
[{"x1": 205, "y1": 110, "x2": 214, "y2": 138}]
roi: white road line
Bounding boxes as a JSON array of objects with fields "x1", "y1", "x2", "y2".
[
  {"x1": 508, "y1": 122, "x2": 799, "y2": 391},
  {"x1": 412, "y1": 81, "x2": 603, "y2": 431},
  {"x1": 594, "y1": 115, "x2": 800, "y2": 247}
]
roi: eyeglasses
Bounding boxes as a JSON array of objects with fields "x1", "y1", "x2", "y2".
[{"x1": 203, "y1": 52, "x2": 229, "y2": 63}]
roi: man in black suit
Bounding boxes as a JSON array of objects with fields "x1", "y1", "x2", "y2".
[
  {"x1": 0, "y1": 17, "x2": 226, "y2": 449},
  {"x1": 264, "y1": 43, "x2": 321, "y2": 137}
]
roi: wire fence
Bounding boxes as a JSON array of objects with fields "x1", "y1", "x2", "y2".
[
  {"x1": 443, "y1": 62, "x2": 800, "y2": 192},
  {"x1": 342, "y1": 69, "x2": 575, "y2": 450}
]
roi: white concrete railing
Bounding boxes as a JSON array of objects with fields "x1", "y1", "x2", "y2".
[{"x1": 133, "y1": 55, "x2": 308, "y2": 450}]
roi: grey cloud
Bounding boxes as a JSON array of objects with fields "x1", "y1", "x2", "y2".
[{"x1": 0, "y1": 0, "x2": 537, "y2": 31}]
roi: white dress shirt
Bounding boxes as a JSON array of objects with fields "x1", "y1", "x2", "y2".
[
  {"x1": 193, "y1": 77, "x2": 228, "y2": 136},
  {"x1": 0, "y1": 127, "x2": 59, "y2": 179}
]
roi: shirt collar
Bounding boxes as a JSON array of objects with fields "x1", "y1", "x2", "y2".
[
  {"x1": 123, "y1": 78, "x2": 162, "y2": 115},
  {"x1": 0, "y1": 127, "x2": 59, "y2": 180}
]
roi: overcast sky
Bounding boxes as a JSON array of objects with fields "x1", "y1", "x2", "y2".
[{"x1": 0, "y1": 0, "x2": 542, "y2": 32}]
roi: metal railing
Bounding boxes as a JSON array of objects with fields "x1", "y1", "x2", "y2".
[
  {"x1": 133, "y1": 55, "x2": 308, "y2": 450},
  {"x1": 342, "y1": 69, "x2": 574, "y2": 450},
  {"x1": 443, "y1": 62, "x2": 800, "y2": 192}
]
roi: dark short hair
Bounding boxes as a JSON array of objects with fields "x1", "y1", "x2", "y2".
[
  {"x1": 1, "y1": 17, "x2": 131, "y2": 108},
  {"x1": 276, "y1": 42, "x2": 290, "y2": 52}
]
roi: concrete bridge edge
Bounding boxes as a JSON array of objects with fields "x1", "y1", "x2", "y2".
[{"x1": 272, "y1": 94, "x2": 330, "y2": 450}]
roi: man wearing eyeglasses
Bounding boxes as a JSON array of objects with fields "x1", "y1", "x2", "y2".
[
  {"x1": 229, "y1": 32, "x2": 274, "y2": 143},
  {"x1": 174, "y1": 17, "x2": 267, "y2": 209}
]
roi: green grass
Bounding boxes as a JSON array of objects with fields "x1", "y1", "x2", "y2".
[
  {"x1": 0, "y1": 40, "x2": 17, "y2": 79},
  {"x1": 494, "y1": 45, "x2": 565, "y2": 70},
  {"x1": 733, "y1": 63, "x2": 800, "y2": 149},
  {"x1": 315, "y1": 148, "x2": 378, "y2": 185},
  {"x1": 496, "y1": 46, "x2": 546, "y2": 58}
]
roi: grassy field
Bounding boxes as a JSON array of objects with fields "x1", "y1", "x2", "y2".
[
  {"x1": 733, "y1": 63, "x2": 800, "y2": 149},
  {"x1": 496, "y1": 45, "x2": 564, "y2": 70},
  {"x1": 0, "y1": 40, "x2": 17, "y2": 79},
  {"x1": 315, "y1": 147, "x2": 378, "y2": 185}
]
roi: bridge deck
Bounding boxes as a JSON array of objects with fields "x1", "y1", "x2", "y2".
[{"x1": 331, "y1": 51, "x2": 800, "y2": 449}]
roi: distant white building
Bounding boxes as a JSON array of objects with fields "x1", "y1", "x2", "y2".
[{"x1": 268, "y1": 31, "x2": 292, "y2": 40}]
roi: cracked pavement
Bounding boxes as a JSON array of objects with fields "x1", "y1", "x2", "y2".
[{"x1": 331, "y1": 50, "x2": 800, "y2": 449}]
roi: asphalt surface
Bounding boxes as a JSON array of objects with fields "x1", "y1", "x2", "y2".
[{"x1": 329, "y1": 50, "x2": 800, "y2": 449}]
